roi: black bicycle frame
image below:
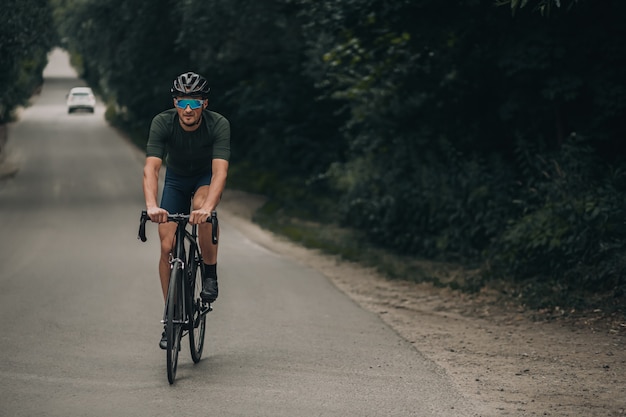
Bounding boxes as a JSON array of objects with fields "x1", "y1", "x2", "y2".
[
  {"x1": 138, "y1": 210, "x2": 218, "y2": 326},
  {"x1": 167, "y1": 220, "x2": 190, "y2": 328}
]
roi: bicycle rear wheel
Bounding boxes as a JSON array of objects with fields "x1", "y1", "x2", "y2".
[
  {"x1": 166, "y1": 264, "x2": 183, "y2": 384},
  {"x1": 188, "y1": 254, "x2": 207, "y2": 363}
]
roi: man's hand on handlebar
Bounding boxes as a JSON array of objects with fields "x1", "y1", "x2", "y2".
[
  {"x1": 189, "y1": 208, "x2": 212, "y2": 225},
  {"x1": 147, "y1": 206, "x2": 169, "y2": 224}
]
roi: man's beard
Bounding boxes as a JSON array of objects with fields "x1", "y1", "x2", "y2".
[{"x1": 182, "y1": 115, "x2": 202, "y2": 126}]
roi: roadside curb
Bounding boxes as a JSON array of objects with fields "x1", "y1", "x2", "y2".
[
  {"x1": 0, "y1": 160, "x2": 19, "y2": 180},
  {"x1": 0, "y1": 123, "x2": 19, "y2": 180}
]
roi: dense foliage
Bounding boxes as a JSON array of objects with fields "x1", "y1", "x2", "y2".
[
  {"x1": 53, "y1": 0, "x2": 626, "y2": 308},
  {"x1": 0, "y1": 0, "x2": 56, "y2": 124}
]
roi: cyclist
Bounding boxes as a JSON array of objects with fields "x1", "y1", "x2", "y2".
[{"x1": 142, "y1": 72, "x2": 231, "y2": 349}]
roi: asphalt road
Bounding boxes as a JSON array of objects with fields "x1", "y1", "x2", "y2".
[{"x1": 0, "y1": 50, "x2": 475, "y2": 417}]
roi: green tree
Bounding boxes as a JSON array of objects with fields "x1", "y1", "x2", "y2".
[
  {"x1": 57, "y1": 0, "x2": 345, "y2": 198},
  {"x1": 297, "y1": 0, "x2": 626, "y2": 301},
  {"x1": 55, "y1": 0, "x2": 186, "y2": 128},
  {"x1": 52, "y1": 0, "x2": 626, "y2": 307},
  {"x1": 0, "y1": 0, "x2": 56, "y2": 123},
  {"x1": 174, "y1": 0, "x2": 346, "y2": 190},
  {"x1": 497, "y1": 0, "x2": 580, "y2": 15}
]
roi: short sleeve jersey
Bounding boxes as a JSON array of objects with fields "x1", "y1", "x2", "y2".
[{"x1": 146, "y1": 108, "x2": 231, "y2": 176}]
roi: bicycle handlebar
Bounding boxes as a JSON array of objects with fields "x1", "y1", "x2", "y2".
[{"x1": 138, "y1": 210, "x2": 218, "y2": 244}]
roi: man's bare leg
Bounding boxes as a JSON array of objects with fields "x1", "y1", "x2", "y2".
[{"x1": 158, "y1": 222, "x2": 177, "y2": 301}]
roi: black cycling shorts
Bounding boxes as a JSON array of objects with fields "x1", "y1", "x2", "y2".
[{"x1": 160, "y1": 169, "x2": 212, "y2": 215}]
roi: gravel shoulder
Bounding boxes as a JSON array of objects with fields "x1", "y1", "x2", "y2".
[{"x1": 219, "y1": 189, "x2": 626, "y2": 417}]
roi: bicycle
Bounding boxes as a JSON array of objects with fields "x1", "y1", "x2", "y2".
[{"x1": 138, "y1": 210, "x2": 218, "y2": 384}]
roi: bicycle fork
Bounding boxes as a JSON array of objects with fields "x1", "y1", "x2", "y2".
[{"x1": 162, "y1": 256, "x2": 189, "y2": 328}]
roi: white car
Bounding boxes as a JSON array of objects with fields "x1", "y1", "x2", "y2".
[{"x1": 67, "y1": 87, "x2": 96, "y2": 113}]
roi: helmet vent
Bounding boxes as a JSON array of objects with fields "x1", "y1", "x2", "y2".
[{"x1": 171, "y1": 72, "x2": 210, "y2": 98}]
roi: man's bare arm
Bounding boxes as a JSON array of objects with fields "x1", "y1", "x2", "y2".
[
  {"x1": 203, "y1": 158, "x2": 229, "y2": 212},
  {"x1": 143, "y1": 156, "x2": 168, "y2": 222}
]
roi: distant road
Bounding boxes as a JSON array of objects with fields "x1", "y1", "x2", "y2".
[{"x1": 0, "y1": 49, "x2": 475, "y2": 417}]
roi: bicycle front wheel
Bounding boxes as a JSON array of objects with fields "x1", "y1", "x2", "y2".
[
  {"x1": 188, "y1": 255, "x2": 207, "y2": 363},
  {"x1": 166, "y1": 264, "x2": 183, "y2": 384}
]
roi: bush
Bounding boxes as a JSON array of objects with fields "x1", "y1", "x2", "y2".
[
  {"x1": 334, "y1": 140, "x2": 516, "y2": 261},
  {"x1": 491, "y1": 136, "x2": 626, "y2": 296}
]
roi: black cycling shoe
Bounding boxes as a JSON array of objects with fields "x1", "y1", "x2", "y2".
[
  {"x1": 159, "y1": 330, "x2": 167, "y2": 350},
  {"x1": 200, "y1": 277, "x2": 218, "y2": 302}
]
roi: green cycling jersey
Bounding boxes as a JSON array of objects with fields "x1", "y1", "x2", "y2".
[{"x1": 146, "y1": 108, "x2": 231, "y2": 176}]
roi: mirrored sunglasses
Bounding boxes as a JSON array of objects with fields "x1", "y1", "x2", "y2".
[{"x1": 175, "y1": 99, "x2": 204, "y2": 109}]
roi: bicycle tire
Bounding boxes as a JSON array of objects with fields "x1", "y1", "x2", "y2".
[
  {"x1": 188, "y1": 254, "x2": 207, "y2": 363},
  {"x1": 166, "y1": 264, "x2": 183, "y2": 384}
]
